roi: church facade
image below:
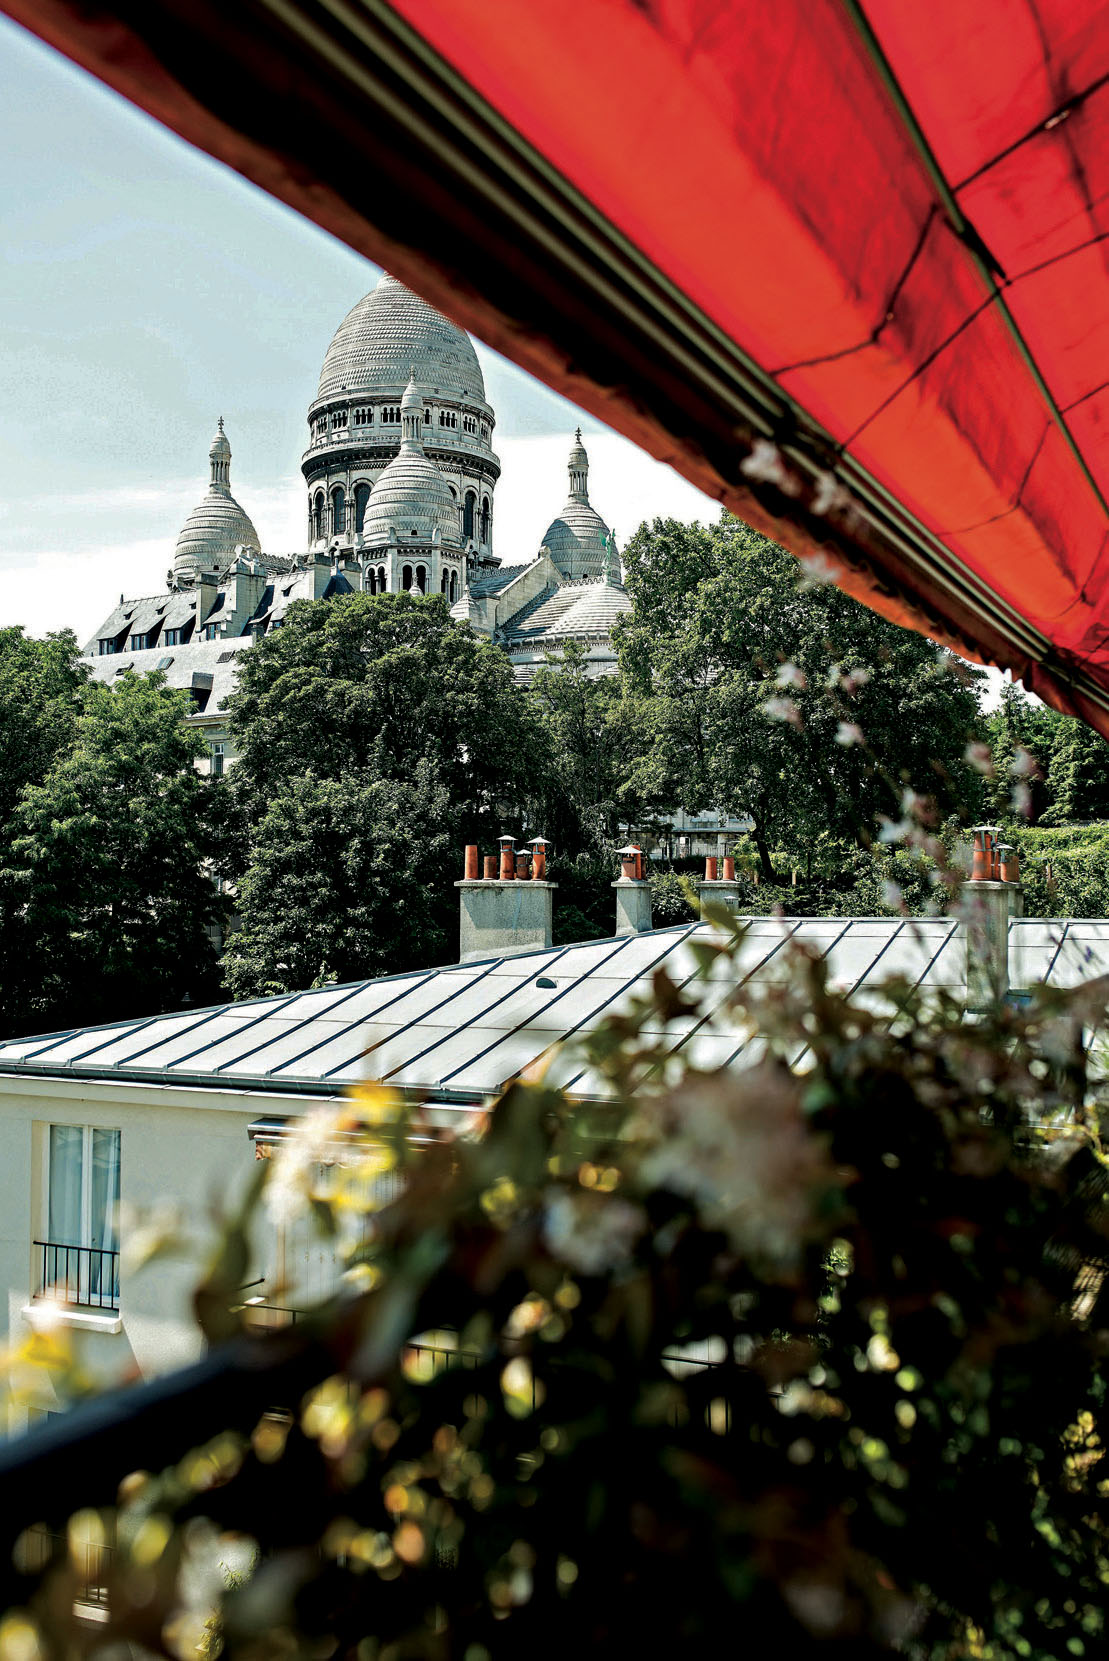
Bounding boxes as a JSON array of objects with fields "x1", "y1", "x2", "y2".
[{"x1": 82, "y1": 275, "x2": 630, "y2": 774}]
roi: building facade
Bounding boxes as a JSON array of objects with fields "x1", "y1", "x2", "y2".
[{"x1": 82, "y1": 274, "x2": 631, "y2": 774}]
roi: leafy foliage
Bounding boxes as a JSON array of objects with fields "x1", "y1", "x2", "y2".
[
  {"x1": 227, "y1": 592, "x2": 544, "y2": 842},
  {"x1": 0, "y1": 670, "x2": 224, "y2": 1034},
  {"x1": 616, "y1": 516, "x2": 984, "y2": 876},
  {"x1": 222, "y1": 766, "x2": 453, "y2": 997},
  {"x1": 15, "y1": 928, "x2": 1109, "y2": 1659}
]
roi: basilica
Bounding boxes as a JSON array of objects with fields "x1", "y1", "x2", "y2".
[{"x1": 83, "y1": 274, "x2": 631, "y2": 770}]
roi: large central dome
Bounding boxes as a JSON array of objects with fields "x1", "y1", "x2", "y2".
[{"x1": 315, "y1": 275, "x2": 486, "y2": 404}]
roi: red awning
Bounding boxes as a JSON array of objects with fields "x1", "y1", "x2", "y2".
[{"x1": 10, "y1": 0, "x2": 1109, "y2": 732}]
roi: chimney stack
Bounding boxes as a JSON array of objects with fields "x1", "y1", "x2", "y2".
[
  {"x1": 613, "y1": 844, "x2": 652, "y2": 936},
  {"x1": 962, "y1": 824, "x2": 1023, "y2": 1007},
  {"x1": 698, "y1": 847, "x2": 743, "y2": 915},
  {"x1": 457, "y1": 838, "x2": 557, "y2": 961}
]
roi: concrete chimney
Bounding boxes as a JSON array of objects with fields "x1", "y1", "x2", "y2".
[
  {"x1": 962, "y1": 826, "x2": 1023, "y2": 1007},
  {"x1": 613, "y1": 844, "x2": 652, "y2": 936},
  {"x1": 457, "y1": 839, "x2": 557, "y2": 961}
]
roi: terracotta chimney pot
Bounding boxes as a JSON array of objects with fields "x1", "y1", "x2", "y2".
[
  {"x1": 705, "y1": 856, "x2": 718, "y2": 881},
  {"x1": 723, "y1": 856, "x2": 736, "y2": 881},
  {"x1": 483, "y1": 855, "x2": 498, "y2": 880},
  {"x1": 464, "y1": 845, "x2": 479, "y2": 880},
  {"x1": 498, "y1": 837, "x2": 516, "y2": 881}
]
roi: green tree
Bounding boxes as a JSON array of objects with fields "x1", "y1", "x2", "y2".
[
  {"x1": 617, "y1": 515, "x2": 984, "y2": 876},
  {"x1": 529, "y1": 641, "x2": 649, "y2": 855},
  {"x1": 0, "y1": 627, "x2": 87, "y2": 830},
  {"x1": 0, "y1": 673, "x2": 223, "y2": 1033},
  {"x1": 984, "y1": 681, "x2": 1063, "y2": 822},
  {"x1": 227, "y1": 592, "x2": 546, "y2": 843},
  {"x1": 1042, "y1": 715, "x2": 1109, "y2": 824},
  {"x1": 222, "y1": 765, "x2": 452, "y2": 997}
]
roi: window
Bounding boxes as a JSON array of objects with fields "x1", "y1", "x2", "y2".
[
  {"x1": 312, "y1": 491, "x2": 325, "y2": 540},
  {"x1": 353, "y1": 481, "x2": 371, "y2": 532},
  {"x1": 97, "y1": 638, "x2": 118, "y2": 656},
  {"x1": 203, "y1": 623, "x2": 221, "y2": 641},
  {"x1": 416, "y1": 565, "x2": 427, "y2": 593},
  {"x1": 352, "y1": 406, "x2": 372, "y2": 426},
  {"x1": 164, "y1": 624, "x2": 192, "y2": 647},
  {"x1": 330, "y1": 409, "x2": 347, "y2": 430},
  {"x1": 480, "y1": 498, "x2": 490, "y2": 543},
  {"x1": 463, "y1": 490, "x2": 476, "y2": 540},
  {"x1": 402, "y1": 564, "x2": 413, "y2": 591},
  {"x1": 38, "y1": 1125, "x2": 120, "y2": 1311},
  {"x1": 381, "y1": 405, "x2": 400, "y2": 424},
  {"x1": 210, "y1": 742, "x2": 226, "y2": 778},
  {"x1": 331, "y1": 486, "x2": 346, "y2": 535},
  {"x1": 437, "y1": 409, "x2": 457, "y2": 429},
  {"x1": 129, "y1": 630, "x2": 157, "y2": 651}
]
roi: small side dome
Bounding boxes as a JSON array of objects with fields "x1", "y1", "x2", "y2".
[
  {"x1": 174, "y1": 419, "x2": 262, "y2": 583},
  {"x1": 361, "y1": 373, "x2": 460, "y2": 547},
  {"x1": 541, "y1": 431, "x2": 616, "y2": 581}
]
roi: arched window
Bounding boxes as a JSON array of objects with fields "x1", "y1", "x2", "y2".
[
  {"x1": 331, "y1": 486, "x2": 345, "y2": 535},
  {"x1": 449, "y1": 570, "x2": 458, "y2": 603},
  {"x1": 480, "y1": 498, "x2": 491, "y2": 543},
  {"x1": 463, "y1": 490, "x2": 476, "y2": 540},
  {"x1": 402, "y1": 564, "x2": 413, "y2": 591},
  {"x1": 441, "y1": 571, "x2": 449, "y2": 595},
  {"x1": 416, "y1": 566, "x2": 427, "y2": 593},
  {"x1": 353, "y1": 482, "x2": 371, "y2": 533},
  {"x1": 312, "y1": 491, "x2": 325, "y2": 540},
  {"x1": 424, "y1": 408, "x2": 432, "y2": 425},
  {"x1": 378, "y1": 565, "x2": 387, "y2": 592}
]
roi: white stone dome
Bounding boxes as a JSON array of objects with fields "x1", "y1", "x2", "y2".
[
  {"x1": 316, "y1": 274, "x2": 487, "y2": 405},
  {"x1": 174, "y1": 420, "x2": 261, "y2": 578},
  {"x1": 541, "y1": 500, "x2": 614, "y2": 581},
  {"x1": 362, "y1": 376, "x2": 460, "y2": 546},
  {"x1": 545, "y1": 581, "x2": 631, "y2": 637}
]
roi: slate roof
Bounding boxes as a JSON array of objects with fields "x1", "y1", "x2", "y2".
[{"x1": 0, "y1": 918, "x2": 964, "y2": 1104}]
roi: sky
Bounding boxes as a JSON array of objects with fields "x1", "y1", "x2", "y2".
[{"x1": 0, "y1": 16, "x2": 719, "y2": 644}]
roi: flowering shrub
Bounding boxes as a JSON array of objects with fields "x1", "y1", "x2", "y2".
[{"x1": 11, "y1": 923, "x2": 1109, "y2": 1660}]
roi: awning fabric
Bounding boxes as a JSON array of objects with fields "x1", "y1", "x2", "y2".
[{"x1": 10, "y1": 0, "x2": 1109, "y2": 733}]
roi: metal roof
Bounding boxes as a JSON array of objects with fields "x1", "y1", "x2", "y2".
[
  {"x1": 0, "y1": 918, "x2": 963, "y2": 1103},
  {"x1": 1009, "y1": 919, "x2": 1109, "y2": 992}
]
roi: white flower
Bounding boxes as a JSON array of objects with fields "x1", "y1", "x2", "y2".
[
  {"x1": 840, "y1": 667, "x2": 870, "y2": 694},
  {"x1": 740, "y1": 438, "x2": 801, "y2": 496},
  {"x1": 264, "y1": 1102, "x2": 348, "y2": 1225},
  {"x1": 774, "y1": 662, "x2": 807, "y2": 690},
  {"x1": 810, "y1": 471, "x2": 849, "y2": 517},
  {"x1": 762, "y1": 696, "x2": 803, "y2": 726},
  {"x1": 635, "y1": 1065, "x2": 837, "y2": 1273},
  {"x1": 1010, "y1": 746, "x2": 1037, "y2": 777},
  {"x1": 964, "y1": 742, "x2": 993, "y2": 775},
  {"x1": 881, "y1": 880, "x2": 904, "y2": 911},
  {"x1": 542, "y1": 1189, "x2": 646, "y2": 1276},
  {"x1": 835, "y1": 722, "x2": 864, "y2": 747},
  {"x1": 798, "y1": 551, "x2": 843, "y2": 586},
  {"x1": 877, "y1": 815, "x2": 912, "y2": 844}
]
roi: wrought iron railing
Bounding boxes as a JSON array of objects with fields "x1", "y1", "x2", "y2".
[{"x1": 33, "y1": 1242, "x2": 120, "y2": 1314}]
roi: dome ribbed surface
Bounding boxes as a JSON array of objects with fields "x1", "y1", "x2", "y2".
[
  {"x1": 316, "y1": 275, "x2": 486, "y2": 405},
  {"x1": 362, "y1": 449, "x2": 460, "y2": 546},
  {"x1": 541, "y1": 500, "x2": 614, "y2": 580},
  {"x1": 550, "y1": 583, "x2": 632, "y2": 634},
  {"x1": 174, "y1": 491, "x2": 261, "y2": 570}
]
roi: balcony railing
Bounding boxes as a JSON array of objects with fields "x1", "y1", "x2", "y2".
[{"x1": 34, "y1": 1242, "x2": 120, "y2": 1314}]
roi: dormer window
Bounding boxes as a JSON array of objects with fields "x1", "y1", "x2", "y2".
[{"x1": 97, "y1": 638, "x2": 118, "y2": 657}]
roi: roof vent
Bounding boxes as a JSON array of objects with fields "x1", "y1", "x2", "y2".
[
  {"x1": 156, "y1": 655, "x2": 174, "y2": 670},
  {"x1": 217, "y1": 651, "x2": 236, "y2": 663}
]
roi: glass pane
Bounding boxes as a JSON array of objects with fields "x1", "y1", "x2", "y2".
[
  {"x1": 90, "y1": 1128, "x2": 121, "y2": 1304},
  {"x1": 90, "y1": 1129, "x2": 121, "y2": 1252},
  {"x1": 48, "y1": 1125, "x2": 82, "y2": 1246}
]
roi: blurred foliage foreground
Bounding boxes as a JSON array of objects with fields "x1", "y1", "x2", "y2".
[{"x1": 11, "y1": 920, "x2": 1109, "y2": 1661}]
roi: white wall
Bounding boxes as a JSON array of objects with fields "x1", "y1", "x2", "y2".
[{"x1": 0, "y1": 1074, "x2": 325, "y2": 1427}]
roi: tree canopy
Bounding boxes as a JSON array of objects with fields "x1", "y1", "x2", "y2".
[
  {"x1": 0, "y1": 671, "x2": 224, "y2": 1033},
  {"x1": 616, "y1": 516, "x2": 984, "y2": 876}
]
